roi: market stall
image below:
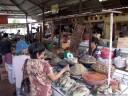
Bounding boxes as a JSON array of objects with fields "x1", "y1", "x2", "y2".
[{"x1": 42, "y1": 9, "x2": 128, "y2": 96}]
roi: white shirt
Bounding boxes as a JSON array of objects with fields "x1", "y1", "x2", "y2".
[{"x1": 13, "y1": 55, "x2": 30, "y2": 88}]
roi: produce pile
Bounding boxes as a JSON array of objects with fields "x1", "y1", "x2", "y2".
[
  {"x1": 97, "y1": 83, "x2": 121, "y2": 95},
  {"x1": 92, "y1": 62, "x2": 115, "y2": 74},
  {"x1": 70, "y1": 64, "x2": 88, "y2": 76},
  {"x1": 57, "y1": 72, "x2": 91, "y2": 96},
  {"x1": 79, "y1": 55, "x2": 96, "y2": 63},
  {"x1": 50, "y1": 57, "x2": 62, "y2": 66},
  {"x1": 65, "y1": 58, "x2": 78, "y2": 65},
  {"x1": 83, "y1": 72, "x2": 106, "y2": 81}
]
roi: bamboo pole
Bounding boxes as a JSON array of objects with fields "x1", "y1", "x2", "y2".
[{"x1": 108, "y1": 12, "x2": 113, "y2": 86}]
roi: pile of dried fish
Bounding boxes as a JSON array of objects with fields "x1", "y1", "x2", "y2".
[
  {"x1": 92, "y1": 62, "x2": 115, "y2": 74},
  {"x1": 79, "y1": 55, "x2": 96, "y2": 64},
  {"x1": 97, "y1": 84, "x2": 121, "y2": 95},
  {"x1": 57, "y1": 72, "x2": 90, "y2": 96},
  {"x1": 70, "y1": 64, "x2": 88, "y2": 76}
]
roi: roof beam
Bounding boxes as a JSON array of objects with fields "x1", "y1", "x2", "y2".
[
  {"x1": 19, "y1": 0, "x2": 26, "y2": 6},
  {"x1": 27, "y1": 0, "x2": 43, "y2": 9},
  {"x1": 0, "y1": 10, "x2": 23, "y2": 12},
  {"x1": 27, "y1": 7, "x2": 40, "y2": 13},
  {"x1": 9, "y1": 0, "x2": 26, "y2": 14},
  {"x1": 26, "y1": 5, "x2": 38, "y2": 11},
  {"x1": 0, "y1": 4, "x2": 15, "y2": 6}
]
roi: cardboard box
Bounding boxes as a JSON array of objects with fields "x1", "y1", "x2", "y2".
[
  {"x1": 62, "y1": 42, "x2": 70, "y2": 49},
  {"x1": 116, "y1": 38, "x2": 128, "y2": 48},
  {"x1": 0, "y1": 67, "x2": 8, "y2": 80}
]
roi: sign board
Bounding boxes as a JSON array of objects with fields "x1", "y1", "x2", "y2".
[
  {"x1": 51, "y1": 4, "x2": 59, "y2": 14},
  {"x1": 0, "y1": 15, "x2": 8, "y2": 24},
  {"x1": 117, "y1": 37, "x2": 128, "y2": 48}
]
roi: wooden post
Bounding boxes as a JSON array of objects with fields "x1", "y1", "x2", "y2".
[
  {"x1": 58, "y1": 25, "x2": 61, "y2": 48},
  {"x1": 108, "y1": 12, "x2": 113, "y2": 86},
  {"x1": 79, "y1": 0, "x2": 82, "y2": 14},
  {"x1": 51, "y1": 20, "x2": 54, "y2": 45},
  {"x1": 89, "y1": 20, "x2": 92, "y2": 55},
  {"x1": 42, "y1": 6, "x2": 45, "y2": 37},
  {"x1": 25, "y1": 14, "x2": 29, "y2": 43},
  {"x1": 40, "y1": 26, "x2": 43, "y2": 43}
]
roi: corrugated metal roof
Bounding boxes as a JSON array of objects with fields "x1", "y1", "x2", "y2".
[{"x1": 0, "y1": 0, "x2": 128, "y2": 20}]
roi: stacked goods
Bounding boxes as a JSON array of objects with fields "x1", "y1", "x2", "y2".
[
  {"x1": 65, "y1": 58, "x2": 78, "y2": 65},
  {"x1": 100, "y1": 47, "x2": 114, "y2": 59},
  {"x1": 45, "y1": 50, "x2": 57, "y2": 59},
  {"x1": 72, "y1": 85, "x2": 90, "y2": 96},
  {"x1": 82, "y1": 72, "x2": 106, "y2": 86},
  {"x1": 70, "y1": 64, "x2": 88, "y2": 76},
  {"x1": 79, "y1": 55, "x2": 96, "y2": 64},
  {"x1": 97, "y1": 84, "x2": 121, "y2": 95},
  {"x1": 50, "y1": 57, "x2": 62, "y2": 66},
  {"x1": 91, "y1": 62, "x2": 115, "y2": 74},
  {"x1": 57, "y1": 73, "x2": 90, "y2": 96},
  {"x1": 114, "y1": 57, "x2": 126, "y2": 68},
  {"x1": 70, "y1": 24, "x2": 85, "y2": 54}
]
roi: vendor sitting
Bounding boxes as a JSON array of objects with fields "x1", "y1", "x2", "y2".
[{"x1": 90, "y1": 37, "x2": 101, "y2": 60}]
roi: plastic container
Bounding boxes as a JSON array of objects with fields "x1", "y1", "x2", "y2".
[
  {"x1": 114, "y1": 57, "x2": 126, "y2": 68},
  {"x1": 101, "y1": 52, "x2": 114, "y2": 59},
  {"x1": 84, "y1": 36, "x2": 90, "y2": 40},
  {"x1": 47, "y1": 43, "x2": 51, "y2": 50},
  {"x1": 100, "y1": 47, "x2": 114, "y2": 59},
  {"x1": 82, "y1": 72, "x2": 107, "y2": 86},
  {"x1": 63, "y1": 51, "x2": 68, "y2": 58}
]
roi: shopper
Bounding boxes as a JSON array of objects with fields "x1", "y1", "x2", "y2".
[
  {"x1": 13, "y1": 40, "x2": 30, "y2": 96},
  {"x1": 90, "y1": 37, "x2": 101, "y2": 59},
  {"x1": 27, "y1": 42, "x2": 70, "y2": 96},
  {"x1": 0, "y1": 33, "x2": 14, "y2": 84}
]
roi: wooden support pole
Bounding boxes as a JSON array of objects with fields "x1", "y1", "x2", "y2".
[
  {"x1": 25, "y1": 13, "x2": 29, "y2": 43},
  {"x1": 79, "y1": 0, "x2": 82, "y2": 14},
  {"x1": 58, "y1": 25, "x2": 61, "y2": 48}
]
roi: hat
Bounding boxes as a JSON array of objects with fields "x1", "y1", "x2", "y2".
[{"x1": 16, "y1": 40, "x2": 29, "y2": 53}]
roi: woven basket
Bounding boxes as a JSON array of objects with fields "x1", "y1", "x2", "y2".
[{"x1": 91, "y1": 62, "x2": 115, "y2": 74}]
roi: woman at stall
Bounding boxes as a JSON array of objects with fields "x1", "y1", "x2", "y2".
[
  {"x1": 27, "y1": 42, "x2": 70, "y2": 96},
  {"x1": 90, "y1": 37, "x2": 101, "y2": 60}
]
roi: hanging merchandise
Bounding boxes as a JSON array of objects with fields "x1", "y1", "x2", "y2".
[
  {"x1": 70, "y1": 24, "x2": 85, "y2": 54},
  {"x1": 51, "y1": 4, "x2": 59, "y2": 14}
]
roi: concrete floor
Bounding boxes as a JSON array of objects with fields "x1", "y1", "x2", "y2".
[{"x1": 0, "y1": 79, "x2": 15, "y2": 96}]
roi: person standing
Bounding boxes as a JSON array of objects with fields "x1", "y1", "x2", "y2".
[
  {"x1": 13, "y1": 40, "x2": 30, "y2": 96},
  {"x1": 27, "y1": 42, "x2": 70, "y2": 96},
  {"x1": 0, "y1": 33, "x2": 14, "y2": 84}
]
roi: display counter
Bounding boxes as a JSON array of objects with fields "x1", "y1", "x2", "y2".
[{"x1": 51, "y1": 69, "x2": 128, "y2": 96}]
